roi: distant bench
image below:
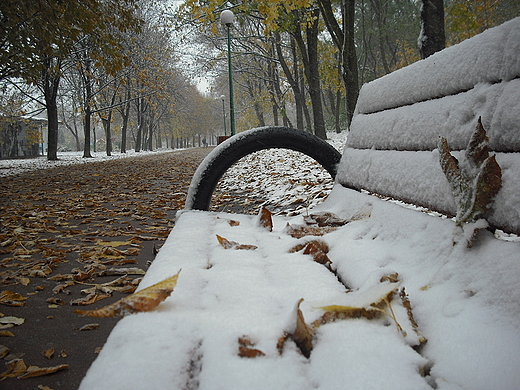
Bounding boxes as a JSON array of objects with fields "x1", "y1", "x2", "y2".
[{"x1": 187, "y1": 17, "x2": 520, "y2": 236}]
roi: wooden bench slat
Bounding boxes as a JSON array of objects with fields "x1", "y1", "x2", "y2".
[
  {"x1": 348, "y1": 79, "x2": 520, "y2": 152},
  {"x1": 355, "y1": 17, "x2": 520, "y2": 115},
  {"x1": 337, "y1": 149, "x2": 520, "y2": 235}
]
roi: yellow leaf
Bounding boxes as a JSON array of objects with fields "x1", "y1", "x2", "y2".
[{"x1": 74, "y1": 270, "x2": 181, "y2": 317}]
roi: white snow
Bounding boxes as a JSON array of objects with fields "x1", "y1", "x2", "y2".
[
  {"x1": 355, "y1": 17, "x2": 520, "y2": 115},
  {"x1": 339, "y1": 17, "x2": 520, "y2": 235},
  {"x1": 0, "y1": 149, "x2": 179, "y2": 177},
  {"x1": 78, "y1": 183, "x2": 520, "y2": 390},
  {"x1": 8, "y1": 17, "x2": 518, "y2": 390}
]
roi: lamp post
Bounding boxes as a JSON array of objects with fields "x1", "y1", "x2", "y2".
[
  {"x1": 220, "y1": 9, "x2": 236, "y2": 136},
  {"x1": 220, "y1": 95, "x2": 227, "y2": 136}
]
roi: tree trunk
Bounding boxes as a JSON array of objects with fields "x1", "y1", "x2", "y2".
[
  {"x1": 419, "y1": 0, "x2": 445, "y2": 59},
  {"x1": 294, "y1": 8, "x2": 327, "y2": 140},
  {"x1": 318, "y1": 0, "x2": 359, "y2": 127},
  {"x1": 121, "y1": 101, "x2": 130, "y2": 153},
  {"x1": 41, "y1": 57, "x2": 61, "y2": 161},
  {"x1": 274, "y1": 33, "x2": 307, "y2": 131}
]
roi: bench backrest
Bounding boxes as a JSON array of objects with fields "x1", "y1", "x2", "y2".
[{"x1": 336, "y1": 17, "x2": 520, "y2": 235}]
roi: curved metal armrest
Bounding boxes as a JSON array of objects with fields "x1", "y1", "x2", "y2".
[{"x1": 185, "y1": 126, "x2": 342, "y2": 211}]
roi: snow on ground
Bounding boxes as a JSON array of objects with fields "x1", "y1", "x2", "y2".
[
  {"x1": 213, "y1": 132, "x2": 346, "y2": 215},
  {"x1": 0, "y1": 149, "x2": 178, "y2": 177}
]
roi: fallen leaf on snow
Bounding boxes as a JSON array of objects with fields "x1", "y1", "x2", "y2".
[
  {"x1": 291, "y1": 298, "x2": 314, "y2": 358},
  {"x1": 258, "y1": 207, "x2": 273, "y2": 232},
  {"x1": 74, "y1": 270, "x2": 180, "y2": 317},
  {"x1": 216, "y1": 235, "x2": 258, "y2": 250},
  {"x1": 238, "y1": 336, "x2": 265, "y2": 358}
]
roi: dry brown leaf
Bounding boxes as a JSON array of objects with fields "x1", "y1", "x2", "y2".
[
  {"x1": 48, "y1": 274, "x2": 72, "y2": 281},
  {"x1": 216, "y1": 235, "x2": 258, "y2": 250},
  {"x1": 18, "y1": 363, "x2": 69, "y2": 379},
  {"x1": 42, "y1": 347, "x2": 55, "y2": 359},
  {"x1": 0, "y1": 290, "x2": 28, "y2": 307},
  {"x1": 0, "y1": 358, "x2": 27, "y2": 380},
  {"x1": 52, "y1": 281, "x2": 74, "y2": 294},
  {"x1": 74, "y1": 270, "x2": 181, "y2": 317},
  {"x1": 237, "y1": 336, "x2": 265, "y2": 358},
  {"x1": 70, "y1": 292, "x2": 111, "y2": 306},
  {"x1": 96, "y1": 240, "x2": 132, "y2": 247},
  {"x1": 228, "y1": 220, "x2": 240, "y2": 227},
  {"x1": 79, "y1": 323, "x2": 100, "y2": 331},
  {"x1": 304, "y1": 212, "x2": 348, "y2": 227},
  {"x1": 258, "y1": 207, "x2": 273, "y2": 232},
  {"x1": 101, "y1": 267, "x2": 146, "y2": 276},
  {"x1": 0, "y1": 330, "x2": 15, "y2": 337},
  {"x1": 238, "y1": 346, "x2": 265, "y2": 358},
  {"x1": 290, "y1": 240, "x2": 333, "y2": 270},
  {"x1": 284, "y1": 224, "x2": 336, "y2": 239},
  {"x1": 0, "y1": 345, "x2": 9, "y2": 359},
  {"x1": 292, "y1": 299, "x2": 314, "y2": 358},
  {"x1": 0, "y1": 316, "x2": 25, "y2": 329},
  {"x1": 438, "y1": 118, "x2": 502, "y2": 234},
  {"x1": 46, "y1": 298, "x2": 67, "y2": 306}
]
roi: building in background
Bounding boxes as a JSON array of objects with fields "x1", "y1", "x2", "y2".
[{"x1": 0, "y1": 116, "x2": 45, "y2": 159}]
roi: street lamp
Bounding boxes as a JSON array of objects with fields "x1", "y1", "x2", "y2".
[
  {"x1": 220, "y1": 95, "x2": 227, "y2": 136},
  {"x1": 220, "y1": 9, "x2": 236, "y2": 136}
]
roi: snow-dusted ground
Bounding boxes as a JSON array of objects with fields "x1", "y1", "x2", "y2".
[
  {"x1": 212, "y1": 132, "x2": 346, "y2": 216},
  {"x1": 0, "y1": 149, "x2": 180, "y2": 177}
]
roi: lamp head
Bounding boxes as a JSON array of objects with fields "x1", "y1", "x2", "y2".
[{"x1": 220, "y1": 10, "x2": 235, "y2": 26}]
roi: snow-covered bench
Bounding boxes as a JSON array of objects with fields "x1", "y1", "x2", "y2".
[{"x1": 79, "y1": 18, "x2": 520, "y2": 390}]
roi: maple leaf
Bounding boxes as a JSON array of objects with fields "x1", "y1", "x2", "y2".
[
  {"x1": 438, "y1": 117, "x2": 502, "y2": 246},
  {"x1": 74, "y1": 270, "x2": 180, "y2": 317}
]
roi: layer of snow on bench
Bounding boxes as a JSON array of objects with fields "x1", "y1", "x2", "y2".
[{"x1": 80, "y1": 187, "x2": 520, "y2": 390}]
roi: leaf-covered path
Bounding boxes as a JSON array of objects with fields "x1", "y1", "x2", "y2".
[{"x1": 0, "y1": 148, "x2": 213, "y2": 389}]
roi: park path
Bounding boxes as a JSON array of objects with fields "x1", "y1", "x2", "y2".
[{"x1": 0, "y1": 148, "x2": 215, "y2": 389}]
